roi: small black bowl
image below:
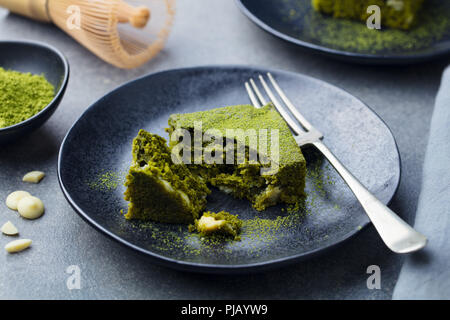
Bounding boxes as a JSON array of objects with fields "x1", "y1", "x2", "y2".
[{"x1": 0, "y1": 40, "x2": 69, "y2": 144}]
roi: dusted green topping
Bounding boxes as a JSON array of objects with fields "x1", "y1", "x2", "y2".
[
  {"x1": 124, "y1": 130, "x2": 210, "y2": 224},
  {"x1": 190, "y1": 211, "x2": 243, "y2": 240},
  {"x1": 169, "y1": 104, "x2": 303, "y2": 166},
  {"x1": 168, "y1": 104, "x2": 306, "y2": 211},
  {"x1": 0, "y1": 67, "x2": 54, "y2": 129},
  {"x1": 88, "y1": 171, "x2": 126, "y2": 191},
  {"x1": 312, "y1": 0, "x2": 425, "y2": 30}
]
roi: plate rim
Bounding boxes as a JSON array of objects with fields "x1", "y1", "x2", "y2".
[
  {"x1": 57, "y1": 65, "x2": 401, "y2": 274},
  {"x1": 235, "y1": 0, "x2": 450, "y2": 64}
]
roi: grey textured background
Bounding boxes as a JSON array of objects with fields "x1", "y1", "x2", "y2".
[{"x1": 0, "y1": 0, "x2": 448, "y2": 299}]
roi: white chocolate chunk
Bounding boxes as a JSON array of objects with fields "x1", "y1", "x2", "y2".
[
  {"x1": 218, "y1": 186, "x2": 233, "y2": 194},
  {"x1": 197, "y1": 216, "x2": 225, "y2": 232},
  {"x1": 22, "y1": 171, "x2": 45, "y2": 183},
  {"x1": 178, "y1": 190, "x2": 190, "y2": 206},
  {"x1": 158, "y1": 177, "x2": 174, "y2": 193},
  {"x1": 5, "y1": 239, "x2": 32, "y2": 253},
  {"x1": 265, "y1": 185, "x2": 282, "y2": 202},
  {"x1": 6, "y1": 191, "x2": 31, "y2": 210},
  {"x1": 387, "y1": 0, "x2": 404, "y2": 11},
  {"x1": 1, "y1": 221, "x2": 18, "y2": 236},
  {"x1": 17, "y1": 196, "x2": 45, "y2": 220}
]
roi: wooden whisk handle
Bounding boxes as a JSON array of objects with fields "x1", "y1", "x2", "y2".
[
  {"x1": 0, "y1": 0, "x2": 51, "y2": 22},
  {"x1": 117, "y1": 1, "x2": 150, "y2": 29}
]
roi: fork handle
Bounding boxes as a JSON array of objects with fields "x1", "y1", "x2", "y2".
[{"x1": 312, "y1": 141, "x2": 427, "y2": 253}]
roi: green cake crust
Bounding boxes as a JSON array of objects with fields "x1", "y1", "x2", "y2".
[
  {"x1": 123, "y1": 130, "x2": 210, "y2": 224},
  {"x1": 167, "y1": 104, "x2": 307, "y2": 211},
  {"x1": 189, "y1": 211, "x2": 243, "y2": 240},
  {"x1": 312, "y1": 0, "x2": 425, "y2": 30}
]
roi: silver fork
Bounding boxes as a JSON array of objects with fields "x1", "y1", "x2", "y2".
[{"x1": 245, "y1": 73, "x2": 427, "y2": 254}]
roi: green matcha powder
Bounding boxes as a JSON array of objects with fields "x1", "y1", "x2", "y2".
[{"x1": 0, "y1": 67, "x2": 55, "y2": 129}]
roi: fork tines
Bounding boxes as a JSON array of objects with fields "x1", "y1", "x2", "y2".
[{"x1": 245, "y1": 73, "x2": 323, "y2": 143}]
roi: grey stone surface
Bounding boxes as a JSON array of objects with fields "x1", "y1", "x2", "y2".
[{"x1": 0, "y1": 0, "x2": 448, "y2": 300}]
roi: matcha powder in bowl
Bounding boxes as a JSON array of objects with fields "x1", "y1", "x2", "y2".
[{"x1": 0, "y1": 67, "x2": 55, "y2": 129}]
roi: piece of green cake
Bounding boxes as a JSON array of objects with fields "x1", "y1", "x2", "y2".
[
  {"x1": 190, "y1": 211, "x2": 243, "y2": 240},
  {"x1": 312, "y1": 0, "x2": 425, "y2": 30},
  {"x1": 123, "y1": 130, "x2": 210, "y2": 224},
  {"x1": 167, "y1": 104, "x2": 307, "y2": 211}
]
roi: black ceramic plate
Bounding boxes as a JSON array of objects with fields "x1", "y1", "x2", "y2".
[
  {"x1": 236, "y1": 0, "x2": 450, "y2": 64},
  {"x1": 58, "y1": 66, "x2": 400, "y2": 273}
]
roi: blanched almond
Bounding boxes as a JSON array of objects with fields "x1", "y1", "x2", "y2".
[
  {"x1": 22, "y1": 171, "x2": 45, "y2": 183},
  {"x1": 5, "y1": 239, "x2": 32, "y2": 253},
  {"x1": 6, "y1": 191, "x2": 31, "y2": 210},
  {"x1": 17, "y1": 196, "x2": 44, "y2": 220},
  {"x1": 1, "y1": 221, "x2": 18, "y2": 236}
]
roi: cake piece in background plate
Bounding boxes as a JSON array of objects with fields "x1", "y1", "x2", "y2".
[
  {"x1": 311, "y1": 0, "x2": 425, "y2": 30},
  {"x1": 123, "y1": 130, "x2": 210, "y2": 224}
]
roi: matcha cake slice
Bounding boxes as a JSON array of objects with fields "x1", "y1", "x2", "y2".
[
  {"x1": 312, "y1": 0, "x2": 425, "y2": 30},
  {"x1": 167, "y1": 104, "x2": 307, "y2": 211},
  {"x1": 124, "y1": 130, "x2": 210, "y2": 224},
  {"x1": 190, "y1": 211, "x2": 243, "y2": 240}
]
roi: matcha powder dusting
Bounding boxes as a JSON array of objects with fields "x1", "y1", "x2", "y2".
[{"x1": 0, "y1": 67, "x2": 55, "y2": 128}]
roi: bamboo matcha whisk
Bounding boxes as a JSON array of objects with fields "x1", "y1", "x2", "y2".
[{"x1": 0, "y1": 0, "x2": 175, "y2": 68}]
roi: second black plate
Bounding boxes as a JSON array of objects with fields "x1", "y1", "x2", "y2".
[{"x1": 236, "y1": 0, "x2": 450, "y2": 64}]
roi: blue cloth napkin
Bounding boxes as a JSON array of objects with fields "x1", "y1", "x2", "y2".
[{"x1": 393, "y1": 66, "x2": 450, "y2": 300}]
